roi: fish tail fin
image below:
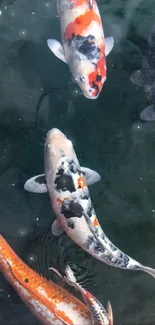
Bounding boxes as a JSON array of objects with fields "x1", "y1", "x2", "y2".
[
  {"x1": 107, "y1": 300, "x2": 113, "y2": 325},
  {"x1": 142, "y1": 265, "x2": 155, "y2": 279}
]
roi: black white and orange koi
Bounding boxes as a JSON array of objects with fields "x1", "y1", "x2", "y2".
[
  {"x1": 24, "y1": 128, "x2": 155, "y2": 279},
  {"x1": 47, "y1": 0, "x2": 114, "y2": 99},
  {"x1": 50, "y1": 265, "x2": 113, "y2": 325}
]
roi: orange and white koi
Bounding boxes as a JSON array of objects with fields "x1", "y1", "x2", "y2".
[
  {"x1": 0, "y1": 234, "x2": 92, "y2": 325},
  {"x1": 47, "y1": 0, "x2": 114, "y2": 99},
  {"x1": 50, "y1": 265, "x2": 113, "y2": 325},
  {"x1": 24, "y1": 128, "x2": 155, "y2": 279}
]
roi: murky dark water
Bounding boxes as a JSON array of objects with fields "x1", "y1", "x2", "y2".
[{"x1": 1, "y1": 0, "x2": 155, "y2": 324}]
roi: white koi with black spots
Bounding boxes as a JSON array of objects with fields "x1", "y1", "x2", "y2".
[{"x1": 24, "y1": 128, "x2": 155, "y2": 279}]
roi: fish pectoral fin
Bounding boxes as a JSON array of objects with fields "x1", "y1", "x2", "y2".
[
  {"x1": 140, "y1": 105, "x2": 155, "y2": 121},
  {"x1": 130, "y1": 69, "x2": 143, "y2": 87},
  {"x1": 105, "y1": 36, "x2": 114, "y2": 56},
  {"x1": 24, "y1": 174, "x2": 48, "y2": 193},
  {"x1": 51, "y1": 219, "x2": 64, "y2": 236},
  {"x1": 107, "y1": 301, "x2": 113, "y2": 325},
  {"x1": 47, "y1": 39, "x2": 67, "y2": 63},
  {"x1": 81, "y1": 166, "x2": 101, "y2": 185}
]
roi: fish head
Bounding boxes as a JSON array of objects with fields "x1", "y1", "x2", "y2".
[
  {"x1": 44, "y1": 128, "x2": 79, "y2": 186},
  {"x1": 68, "y1": 56, "x2": 106, "y2": 99}
]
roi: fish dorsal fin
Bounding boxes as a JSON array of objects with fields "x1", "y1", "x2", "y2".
[{"x1": 47, "y1": 39, "x2": 67, "y2": 63}]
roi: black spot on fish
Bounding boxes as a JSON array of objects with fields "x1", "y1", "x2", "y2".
[
  {"x1": 80, "y1": 76, "x2": 85, "y2": 83},
  {"x1": 67, "y1": 34, "x2": 100, "y2": 61},
  {"x1": 55, "y1": 168, "x2": 76, "y2": 192},
  {"x1": 85, "y1": 236, "x2": 105, "y2": 254},
  {"x1": 87, "y1": 203, "x2": 93, "y2": 218},
  {"x1": 61, "y1": 200, "x2": 83, "y2": 219},
  {"x1": 35, "y1": 175, "x2": 46, "y2": 185},
  {"x1": 92, "y1": 81, "x2": 99, "y2": 96},
  {"x1": 88, "y1": 0, "x2": 93, "y2": 9},
  {"x1": 81, "y1": 194, "x2": 89, "y2": 200},
  {"x1": 108, "y1": 242, "x2": 117, "y2": 251},
  {"x1": 96, "y1": 74, "x2": 102, "y2": 82},
  {"x1": 24, "y1": 278, "x2": 29, "y2": 283},
  {"x1": 67, "y1": 220, "x2": 75, "y2": 229},
  {"x1": 68, "y1": 160, "x2": 81, "y2": 175}
]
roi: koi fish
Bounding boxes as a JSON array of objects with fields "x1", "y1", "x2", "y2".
[
  {"x1": 50, "y1": 265, "x2": 113, "y2": 325},
  {"x1": 130, "y1": 24, "x2": 155, "y2": 121},
  {"x1": 47, "y1": 0, "x2": 114, "y2": 99},
  {"x1": 0, "y1": 234, "x2": 92, "y2": 325},
  {"x1": 24, "y1": 128, "x2": 155, "y2": 279}
]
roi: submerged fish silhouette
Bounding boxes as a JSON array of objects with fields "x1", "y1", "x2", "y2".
[
  {"x1": 130, "y1": 24, "x2": 155, "y2": 121},
  {"x1": 25, "y1": 128, "x2": 155, "y2": 279}
]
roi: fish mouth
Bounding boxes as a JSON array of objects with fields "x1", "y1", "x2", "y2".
[
  {"x1": 46, "y1": 128, "x2": 64, "y2": 138},
  {"x1": 84, "y1": 93, "x2": 99, "y2": 100}
]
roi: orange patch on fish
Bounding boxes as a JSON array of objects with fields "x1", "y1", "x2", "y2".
[
  {"x1": 0, "y1": 235, "x2": 90, "y2": 324},
  {"x1": 57, "y1": 198, "x2": 63, "y2": 205},
  {"x1": 63, "y1": 11, "x2": 101, "y2": 40},
  {"x1": 88, "y1": 45, "x2": 106, "y2": 97},
  {"x1": 68, "y1": 0, "x2": 89, "y2": 5},
  {"x1": 77, "y1": 176, "x2": 86, "y2": 189},
  {"x1": 93, "y1": 217, "x2": 99, "y2": 227}
]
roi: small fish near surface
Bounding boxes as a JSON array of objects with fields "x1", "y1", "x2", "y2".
[
  {"x1": 50, "y1": 265, "x2": 113, "y2": 325},
  {"x1": 47, "y1": 0, "x2": 114, "y2": 99},
  {"x1": 0, "y1": 234, "x2": 93, "y2": 325},
  {"x1": 130, "y1": 24, "x2": 155, "y2": 121},
  {"x1": 25, "y1": 128, "x2": 155, "y2": 279}
]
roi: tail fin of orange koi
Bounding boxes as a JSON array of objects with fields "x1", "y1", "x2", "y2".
[{"x1": 107, "y1": 300, "x2": 113, "y2": 325}]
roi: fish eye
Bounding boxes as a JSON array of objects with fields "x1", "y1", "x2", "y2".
[{"x1": 80, "y1": 76, "x2": 86, "y2": 83}]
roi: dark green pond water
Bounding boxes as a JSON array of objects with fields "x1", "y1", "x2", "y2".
[{"x1": 1, "y1": 0, "x2": 155, "y2": 324}]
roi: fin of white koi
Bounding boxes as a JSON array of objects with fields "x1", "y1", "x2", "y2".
[
  {"x1": 140, "y1": 105, "x2": 155, "y2": 121},
  {"x1": 105, "y1": 36, "x2": 114, "y2": 56},
  {"x1": 49, "y1": 267, "x2": 64, "y2": 279},
  {"x1": 47, "y1": 39, "x2": 67, "y2": 63},
  {"x1": 24, "y1": 174, "x2": 48, "y2": 193},
  {"x1": 51, "y1": 219, "x2": 64, "y2": 236},
  {"x1": 130, "y1": 69, "x2": 143, "y2": 87},
  {"x1": 107, "y1": 301, "x2": 113, "y2": 325},
  {"x1": 141, "y1": 265, "x2": 155, "y2": 279},
  {"x1": 81, "y1": 167, "x2": 101, "y2": 185},
  {"x1": 65, "y1": 265, "x2": 77, "y2": 284}
]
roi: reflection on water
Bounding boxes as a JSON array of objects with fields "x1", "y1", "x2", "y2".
[{"x1": 23, "y1": 224, "x2": 97, "y2": 290}]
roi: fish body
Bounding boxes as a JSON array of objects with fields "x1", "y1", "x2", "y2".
[
  {"x1": 47, "y1": 0, "x2": 114, "y2": 99},
  {"x1": 24, "y1": 128, "x2": 155, "y2": 279},
  {"x1": 0, "y1": 235, "x2": 92, "y2": 325},
  {"x1": 130, "y1": 24, "x2": 155, "y2": 121},
  {"x1": 50, "y1": 265, "x2": 113, "y2": 325}
]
